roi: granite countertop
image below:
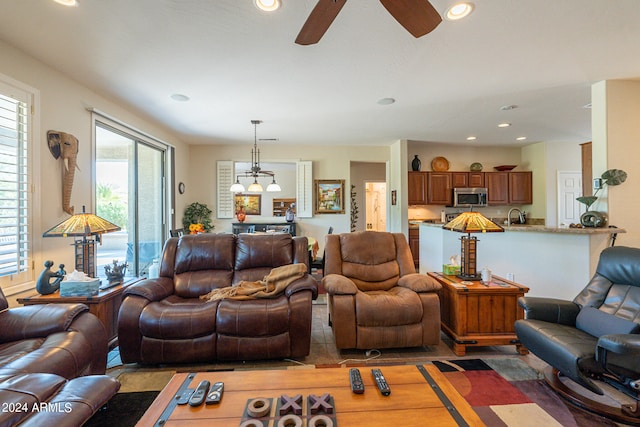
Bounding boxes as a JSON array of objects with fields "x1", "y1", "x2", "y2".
[{"x1": 418, "y1": 221, "x2": 625, "y2": 235}]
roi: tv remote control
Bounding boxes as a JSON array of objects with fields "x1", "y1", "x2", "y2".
[
  {"x1": 176, "y1": 389, "x2": 194, "y2": 405},
  {"x1": 205, "y1": 381, "x2": 224, "y2": 404},
  {"x1": 372, "y1": 369, "x2": 391, "y2": 396},
  {"x1": 188, "y1": 380, "x2": 210, "y2": 407},
  {"x1": 349, "y1": 368, "x2": 365, "y2": 394}
]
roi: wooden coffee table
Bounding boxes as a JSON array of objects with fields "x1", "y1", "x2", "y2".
[
  {"x1": 136, "y1": 365, "x2": 484, "y2": 426},
  {"x1": 428, "y1": 272, "x2": 529, "y2": 356}
]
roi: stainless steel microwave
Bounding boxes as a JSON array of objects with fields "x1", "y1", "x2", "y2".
[{"x1": 453, "y1": 187, "x2": 488, "y2": 207}]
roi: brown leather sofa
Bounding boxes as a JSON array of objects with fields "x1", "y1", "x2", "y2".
[
  {"x1": 118, "y1": 233, "x2": 318, "y2": 364},
  {"x1": 0, "y1": 287, "x2": 120, "y2": 426},
  {"x1": 323, "y1": 231, "x2": 442, "y2": 350}
]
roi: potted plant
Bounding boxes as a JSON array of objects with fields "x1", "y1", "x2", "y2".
[
  {"x1": 182, "y1": 202, "x2": 214, "y2": 233},
  {"x1": 576, "y1": 169, "x2": 627, "y2": 227}
]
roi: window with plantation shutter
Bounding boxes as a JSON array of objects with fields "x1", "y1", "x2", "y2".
[{"x1": 0, "y1": 80, "x2": 32, "y2": 289}]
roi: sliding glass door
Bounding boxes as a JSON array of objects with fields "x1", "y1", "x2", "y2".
[{"x1": 95, "y1": 123, "x2": 166, "y2": 279}]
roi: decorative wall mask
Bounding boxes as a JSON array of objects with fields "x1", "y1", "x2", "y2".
[{"x1": 47, "y1": 130, "x2": 80, "y2": 215}]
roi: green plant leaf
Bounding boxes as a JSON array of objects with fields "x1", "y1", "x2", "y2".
[
  {"x1": 576, "y1": 196, "x2": 597, "y2": 208},
  {"x1": 601, "y1": 169, "x2": 627, "y2": 186}
]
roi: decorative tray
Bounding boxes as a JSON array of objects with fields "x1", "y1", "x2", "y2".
[
  {"x1": 494, "y1": 165, "x2": 517, "y2": 171},
  {"x1": 431, "y1": 156, "x2": 450, "y2": 172}
]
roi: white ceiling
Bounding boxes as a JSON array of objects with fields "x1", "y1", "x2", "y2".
[{"x1": 2, "y1": 0, "x2": 640, "y2": 147}]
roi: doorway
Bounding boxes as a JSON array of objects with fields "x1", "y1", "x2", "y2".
[
  {"x1": 365, "y1": 182, "x2": 387, "y2": 231},
  {"x1": 557, "y1": 171, "x2": 584, "y2": 226}
]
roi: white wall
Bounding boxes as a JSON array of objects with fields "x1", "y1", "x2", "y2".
[
  {"x1": 0, "y1": 39, "x2": 188, "y2": 300},
  {"x1": 593, "y1": 80, "x2": 640, "y2": 248}
]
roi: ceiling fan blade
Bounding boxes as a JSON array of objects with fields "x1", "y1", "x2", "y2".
[
  {"x1": 295, "y1": 0, "x2": 347, "y2": 45},
  {"x1": 379, "y1": 0, "x2": 442, "y2": 38}
]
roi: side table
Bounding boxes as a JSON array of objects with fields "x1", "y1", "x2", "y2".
[
  {"x1": 428, "y1": 272, "x2": 529, "y2": 356},
  {"x1": 17, "y1": 278, "x2": 142, "y2": 348}
]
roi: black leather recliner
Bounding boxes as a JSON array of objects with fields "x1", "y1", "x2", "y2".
[{"x1": 515, "y1": 246, "x2": 640, "y2": 410}]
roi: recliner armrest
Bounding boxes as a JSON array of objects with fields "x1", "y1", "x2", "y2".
[
  {"x1": 0, "y1": 303, "x2": 88, "y2": 342},
  {"x1": 323, "y1": 274, "x2": 358, "y2": 295},
  {"x1": 285, "y1": 274, "x2": 318, "y2": 299},
  {"x1": 123, "y1": 277, "x2": 175, "y2": 301},
  {"x1": 517, "y1": 296, "x2": 579, "y2": 325},
  {"x1": 597, "y1": 334, "x2": 640, "y2": 357},
  {"x1": 398, "y1": 274, "x2": 441, "y2": 293}
]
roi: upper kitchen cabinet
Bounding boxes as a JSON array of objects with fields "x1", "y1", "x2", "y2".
[
  {"x1": 509, "y1": 171, "x2": 533, "y2": 205},
  {"x1": 427, "y1": 172, "x2": 452, "y2": 205},
  {"x1": 408, "y1": 171, "x2": 427, "y2": 205},
  {"x1": 486, "y1": 171, "x2": 532, "y2": 205},
  {"x1": 452, "y1": 172, "x2": 484, "y2": 188}
]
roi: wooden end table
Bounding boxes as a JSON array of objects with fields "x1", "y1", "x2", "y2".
[
  {"x1": 17, "y1": 278, "x2": 141, "y2": 348},
  {"x1": 428, "y1": 272, "x2": 529, "y2": 356}
]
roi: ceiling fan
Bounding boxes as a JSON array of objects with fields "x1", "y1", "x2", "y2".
[{"x1": 295, "y1": 0, "x2": 442, "y2": 45}]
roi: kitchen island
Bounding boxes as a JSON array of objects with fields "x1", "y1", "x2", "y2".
[{"x1": 419, "y1": 222, "x2": 624, "y2": 300}]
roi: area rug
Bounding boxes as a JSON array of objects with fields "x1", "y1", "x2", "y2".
[
  {"x1": 85, "y1": 391, "x2": 159, "y2": 427},
  {"x1": 432, "y1": 359, "x2": 621, "y2": 427}
]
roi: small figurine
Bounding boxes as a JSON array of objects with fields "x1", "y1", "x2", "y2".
[
  {"x1": 36, "y1": 260, "x2": 65, "y2": 295},
  {"x1": 285, "y1": 203, "x2": 295, "y2": 223},
  {"x1": 104, "y1": 260, "x2": 128, "y2": 285}
]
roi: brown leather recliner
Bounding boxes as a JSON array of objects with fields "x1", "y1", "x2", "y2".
[
  {"x1": 0, "y1": 287, "x2": 120, "y2": 426},
  {"x1": 323, "y1": 231, "x2": 442, "y2": 350},
  {"x1": 118, "y1": 233, "x2": 318, "y2": 364}
]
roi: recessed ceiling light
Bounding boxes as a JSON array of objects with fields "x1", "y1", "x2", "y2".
[
  {"x1": 446, "y1": 2, "x2": 474, "y2": 21},
  {"x1": 497, "y1": 122, "x2": 511, "y2": 128},
  {"x1": 255, "y1": 0, "x2": 281, "y2": 12},
  {"x1": 516, "y1": 136, "x2": 527, "y2": 141},
  {"x1": 53, "y1": 0, "x2": 78, "y2": 6},
  {"x1": 377, "y1": 97, "x2": 395, "y2": 105},
  {"x1": 170, "y1": 93, "x2": 190, "y2": 102},
  {"x1": 466, "y1": 136, "x2": 477, "y2": 141}
]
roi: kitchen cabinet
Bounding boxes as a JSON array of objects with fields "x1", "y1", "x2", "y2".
[
  {"x1": 486, "y1": 172, "x2": 509, "y2": 205},
  {"x1": 427, "y1": 172, "x2": 452, "y2": 205},
  {"x1": 452, "y1": 172, "x2": 484, "y2": 188},
  {"x1": 509, "y1": 172, "x2": 533, "y2": 204},
  {"x1": 408, "y1": 172, "x2": 427, "y2": 205},
  {"x1": 486, "y1": 171, "x2": 532, "y2": 205},
  {"x1": 409, "y1": 228, "x2": 420, "y2": 268}
]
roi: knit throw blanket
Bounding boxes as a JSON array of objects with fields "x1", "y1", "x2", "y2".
[{"x1": 199, "y1": 263, "x2": 307, "y2": 301}]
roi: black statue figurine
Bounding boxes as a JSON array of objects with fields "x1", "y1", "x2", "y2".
[{"x1": 36, "y1": 260, "x2": 65, "y2": 295}]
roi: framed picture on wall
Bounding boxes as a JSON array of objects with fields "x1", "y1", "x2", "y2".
[
  {"x1": 235, "y1": 194, "x2": 261, "y2": 215},
  {"x1": 314, "y1": 179, "x2": 345, "y2": 214}
]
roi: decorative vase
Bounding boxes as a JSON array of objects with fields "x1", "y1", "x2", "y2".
[
  {"x1": 285, "y1": 204, "x2": 295, "y2": 223},
  {"x1": 580, "y1": 210, "x2": 607, "y2": 228},
  {"x1": 236, "y1": 206, "x2": 246, "y2": 223},
  {"x1": 411, "y1": 155, "x2": 421, "y2": 171}
]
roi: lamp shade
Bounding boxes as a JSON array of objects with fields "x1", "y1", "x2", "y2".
[
  {"x1": 443, "y1": 211, "x2": 504, "y2": 233},
  {"x1": 43, "y1": 207, "x2": 121, "y2": 237}
]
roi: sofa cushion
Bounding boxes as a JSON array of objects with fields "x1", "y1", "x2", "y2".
[
  {"x1": 235, "y1": 234, "x2": 294, "y2": 271},
  {"x1": 139, "y1": 299, "x2": 217, "y2": 339},
  {"x1": 216, "y1": 298, "x2": 290, "y2": 336},
  {"x1": 355, "y1": 287, "x2": 423, "y2": 326},
  {"x1": 174, "y1": 234, "x2": 235, "y2": 274},
  {"x1": 576, "y1": 306, "x2": 640, "y2": 338}
]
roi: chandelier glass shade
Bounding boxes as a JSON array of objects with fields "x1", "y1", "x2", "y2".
[{"x1": 230, "y1": 120, "x2": 281, "y2": 193}]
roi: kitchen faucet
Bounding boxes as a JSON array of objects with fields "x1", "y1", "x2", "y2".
[{"x1": 507, "y1": 208, "x2": 525, "y2": 226}]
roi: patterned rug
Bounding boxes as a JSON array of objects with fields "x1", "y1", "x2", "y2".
[{"x1": 432, "y1": 359, "x2": 622, "y2": 427}]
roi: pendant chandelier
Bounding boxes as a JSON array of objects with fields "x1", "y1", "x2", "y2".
[{"x1": 230, "y1": 120, "x2": 281, "y2": 193}]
